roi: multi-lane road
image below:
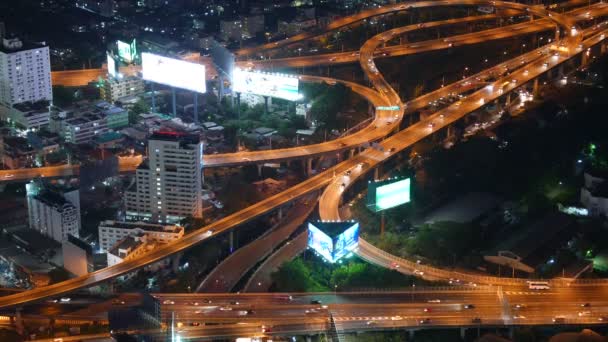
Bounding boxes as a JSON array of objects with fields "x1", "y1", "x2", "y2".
[{"x1": 1, "y1": 0, "x2": 607, "y2": 319}]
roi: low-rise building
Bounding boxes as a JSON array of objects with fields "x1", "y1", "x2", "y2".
[
  {"x1": 49, "y1": 101, "x2": 128, "y2": 144},
  {"x1": 106, "y1": 234, "x2": 151, "y2": 267},
  {"x1": 98, "y1": 220, "x2": 184, "y2": 252},
  {"x1": 100, "y1": 76, "x2": 145, "y2": 103},
  {"x1": 7, "y1": 100, "x2": 51, "y2": 130},
  {"x1": 1, "y1": 136, "x2": 36, "y2": 169},
  {"x1": 62, "y1": 234, "x2": 94, "y2": 276},
  {"x1": 580, "y1": 171, "x2": 608, "y2": 217}
]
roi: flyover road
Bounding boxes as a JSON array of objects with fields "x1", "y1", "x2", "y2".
[
  {"x1": 0, "y1": 155, "x2": 142, "y2": 182},
  {"x1": 318, "y1": 26, "x2": 608, "y2": 286},
  {"x1": 244, "y1": 4, "x2": 606, "y2": 69},
  {"x1": 0, "y1": 1, "x2": 591, "y2": 309},
  {"x1": 234, "y1": 0, "x2": 587, "y2": 57},
  {"x1": 196, "y1": 195, "x2": 317, "y2": 293},
  {"x1": 10, "y1": 2, "x2": 598, "y2": 183}
]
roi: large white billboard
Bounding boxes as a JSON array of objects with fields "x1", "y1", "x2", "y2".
[
  {"x1": 107, "y1": 53, "x2": 117, "y2": 78},
  {"x1": 142, "y1": 53, "x2": 206, "y2": 94},
  {"x1": 233, "y1": 68, "x2": 300, "y2": 101}
]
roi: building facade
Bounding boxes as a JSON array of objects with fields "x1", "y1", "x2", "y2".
[
  {"x1": 125, "y1": 132, "x2": 203, "y2": 223},
  {"x1": 0, "y1": 37, "x2": 52, "y2": 109},
  {"x1": 98, "y1": 220, "x2": 184, "y2": 252},
  {"x1": 100, "y1": 76, "x2": 145, "y2": 103},
  {"x1": 26, "y1": 181, "x2": 81, "y2": 243}
]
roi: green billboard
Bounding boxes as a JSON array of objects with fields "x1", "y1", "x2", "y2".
[
  {"x1": 117, "y1": 39, "x2": 137, "y2": 63},
  {"x1": 367, "y1": 177, "x2": 411, "y2": 212}
]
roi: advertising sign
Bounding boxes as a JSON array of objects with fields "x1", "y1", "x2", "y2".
[
  {"x1": 142, "y1": 52, "x2": 206, "y2": 93},
  {"x1": 332, "y1": 222, "x2": 360, "y2": 262},
  {"x1": 307, "y1": 223, "x2": 333, "y2": 262},
  {"x1": 107, "y1": 53, "x2": 117, "y2": 78},
  {"x1": 233, "y1": 68, "x2": 300, "y2": 101},
  {"x1": 367, "y1": 177, "x2": 411, "y2": 212},
  {"x1": 117, "y1": 39, "x2": 137, "y2": 63}
]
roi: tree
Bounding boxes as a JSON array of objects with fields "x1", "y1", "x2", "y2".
[{"x1": 128, "y1": 98, "x2": 150, "y2": 124}]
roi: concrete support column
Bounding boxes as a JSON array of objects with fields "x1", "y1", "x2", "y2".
[
  {"x1": 15, "y1": 307, "x2": 23, "y2": 336},
  {"x1": 229, "y1": 231, "x2": 234, "y2": 253},
  {"x1": 257, "y1": 164, "x2": 263, "y2": 178},
  {"x1": 505, "y1": 92, "x2": 511, "y2": 106},
  {"x1": 582, "y1": 52, "x2": 589, "y2": 67},
  {"x1": 460, "y1": 327, "x2": 467, "y2": 339},
  {"x1": 374, "y1": 166, "x2": 380, "y2": 180},
  {"x1": 172, "y1": 87, "x2": 177, "y2": 117},
  {"x1": 172, "y1": 252, "x2": 182, "y2": 273},
  {"x1": 349, "y1": 149, "x2": 355, "y2": 158},
  {"x1": 306, "y1": 336, "x2": 312, "y2": 342},
  {"x1": 533, "y1": 78, "x2": 539, "y2": 97},
  {"x1": 601, "y1": 43, "x2": 607, "y2": 54},
  {"x1": 558, "y1": 64, "x2": 564, "y2": 77},
  {"x1": 447, "y1": 125, "x2": 454, "y2": 139},
  {"x1": 408, "y1": 330, "x2": 415, "y2": 340},
  {"x1": 306, "y1": 158, "x2": 313, "y2": 177},
  {"x1": 555, "y1": 27, "x2": 560, "y2": 42},
  {"x1": 278, "y1": 207, "x2": 283, "y2": 220}
]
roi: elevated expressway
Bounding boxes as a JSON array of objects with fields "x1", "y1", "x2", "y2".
[
  {"x1": 0, "y1": 1, "x2": 603, "y2": 310},
  {"x1": 244, "y1": 5, "x2": 606, "y2": 69},
  {"x1": 9, "y1": 3, "x2": 604, "y2": 184},
  {"x1": 318, "y1": 15, "x2": 607, "y2": 286}
]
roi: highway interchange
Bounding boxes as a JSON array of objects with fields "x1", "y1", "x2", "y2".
[{"x1": 3, "y1": 0, "x2": 608, "y2": 338}]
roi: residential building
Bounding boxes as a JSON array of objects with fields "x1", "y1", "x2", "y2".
[
  {"x1": 125, "y1": 131, "x2": 203, "y2": 223},
  {"x1": 98, "y1": 220, "x2": 184, "y2": 252},
  {"x1": 26, "y1": 181, "x2": 81, "y2": 243},
  {"x1": 49, "y1": 101, "x2": 128, "y2": 144},
  {"x1": 106, "y1": 234, "x2": 150, "y2": 267},
  {"x1": 75, "y1": 0, "x2": 115, "y2": 17},
  {"x1": 6, "y1": 100, "x2": 51, "y2": 130},
  {"x1": 1, "y1": 136, "x2": 36, "y2": 169},
  {"x1": 100, "y1": 76, "x2": 145, "y2": 103},
  {"x1": 0, "y1": 37, "x2": 52, "y2": 111}
]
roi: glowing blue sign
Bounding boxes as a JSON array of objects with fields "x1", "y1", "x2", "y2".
[{"x1": 307, "y1": 221, "x2": 360, "y2": 263}]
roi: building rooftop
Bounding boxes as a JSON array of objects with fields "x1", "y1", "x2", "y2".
[
  {"x1": 0, "y1": 37, "x2": 47, "y2": 54},
  {"x1": 108, "y1": 236, "x2": 144, "y2": 258},
  {"x1": 12, "y1": 100, "x2": 51, "y2": 114},
  {"x1": 150, "y1": 130, "x2": 200, "y2": 147}
]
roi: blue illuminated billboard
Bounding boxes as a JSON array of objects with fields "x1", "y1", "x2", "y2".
[
  {"x1": 367, "y1": 177, "x2": 411, "y2": 212},
  {"x1": 307, "y1": 221, "x2": 359, "y2": 263}
]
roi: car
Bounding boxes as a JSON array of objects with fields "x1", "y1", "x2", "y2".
[
  {"x1": 311, "y1": 300, "x2": 322, "y2": 305},
  {"x1": 427, "y1": 122, "x2": 436, "y2": 130},
  {"x1": 423, "y1": 307, "x2": 431, "y2": 312},
  {"x1": 247, "y1": 310, "x2": 255, "y2": 315},
  {"x1": 543, "y1": 62, "x2": 549, "y2": 68},
  {"x1": 598, "y1": 317, "x2": 608, "y2": 322},
  {"x1": 163, "y1": 300, "x2": 175, "y2": 305},
  {"x1": 414, "y1": 269, "x2": 424, "y2": 276},
  {"x1": 428, "y1": 299, "x2": 441, "y2": 303},
  {"x1": 329, "y1": 57, "x2": 336, "y2": 62},
  {"x1": 112, "y1": 299, "x2": 126, "y2": 305},
  {"x1": 553, "y1": 317, "x2": 565, "y2": 323},
  {"x1": 219, "y1": 306, "x2": 232, "y2": 311},
  {"x1": 261, "y1": 325, "x2": 272, "y2": 333},
  {"x1": 229, "y1": 301, "x2": 240, "y2": 305},
  {"x1": 202, "y1": 299, "x2": 212, "y2": 304},
  {"x1": 472, "y1": 318, "x2": 482, "y2": 324},
  {"x1": 60, "y1": 297, "x2": 71, "y2": 303},
  {"x1": 305, "y1": 309, "x2": 318, "y2": 314},
  {"x1": 391, "y1": 316, "x2": 403, "y2": 321},
  {"x1": 366, "y1": 320, "x2": 376, "y2": 325},
  {"x1": 345, "y1": 170, "x2": 352, "y2": 176},
  {"x1": 464, "y1": 304, "x2": 475, "y2": 309},
  {"x1": 390, "y1": 262, "x2": 400, "y2": 269},
  {"x1": 419, "y1": 318, "x2": 432, "y2": 324},
  {"x1": 191, "y1": 322, "x2": 201, "y2": 326},
  {"x1": 511, "y1": 79, "x2": 517, "y2": 84},
  {"x1": 513, "y1": 315, "x2": 526, "y2": 320},
  {"x1": 388, "y1": 147, "x2": 396, "y2": 153},
  {"x1": 578, "y1": 311, "x2": 591, "y2": 317},
  {"x1": 514, "y1": 304, "x2": 525, "y2": 309},
  {"x1": 581, "y1": 303, "x2": 591, "y2": 307}
]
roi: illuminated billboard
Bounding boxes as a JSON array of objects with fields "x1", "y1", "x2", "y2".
[
  {"x1": 307, "y1": 221, "x2": 359, "y2": 263},
  {"x1": 107, "y1": 53, "x2": 117, "y2": 78},
  {"x1": 233, "y1": 68, "x2": 301, "y2": 101},
  {"x1": 117, "y1": 39, "x2": 137, "y2": 63},
  {"x1": 367, "y1": 177, "x2": 411, "y2": 212},
  {"x1": 142, "y1": 53, "x2": 206, "y2": 93}
]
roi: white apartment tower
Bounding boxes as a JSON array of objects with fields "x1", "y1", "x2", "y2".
[
  {"x1": 125, "y1": 132, "x2": 203, "y2": 223},
  {"x1": 0, "y1": 37, "x2": 52, "y2": 109},
  {"x1": 26, "y1": 181, "x2": 81, "y2": 243}
]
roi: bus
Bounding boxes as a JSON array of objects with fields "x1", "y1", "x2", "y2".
[{"x1": 528, "y1": 281, "x2": 550, "y2": 290}]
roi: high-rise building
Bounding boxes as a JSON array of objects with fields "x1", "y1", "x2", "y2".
[
  {"x1": 26, "y1": 180, "x2": 81, "y2": 243},
  {"x1": 125, "y1": 131, "x2": 203, "y2": 223},
  {"x1": 0, "y1": 37, "x2": 52, "y2": 110}
]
